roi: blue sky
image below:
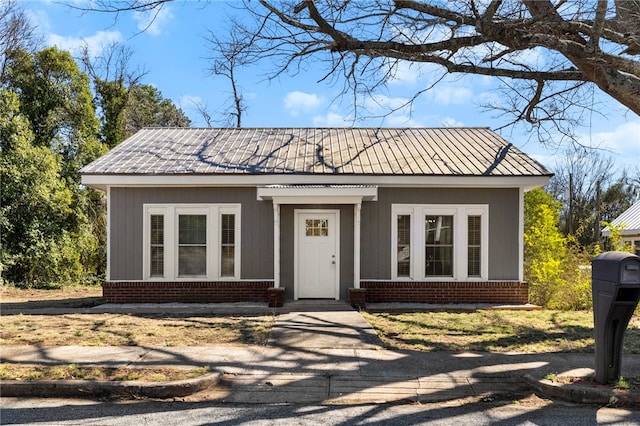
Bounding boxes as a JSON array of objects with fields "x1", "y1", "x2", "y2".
[{"x1": 23, "y1": 0, "x2": 640, "y2": 174}]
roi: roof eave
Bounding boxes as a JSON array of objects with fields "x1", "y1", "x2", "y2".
[{"x1": 81, "y1": 173, "x2": 552, "y2": 192}]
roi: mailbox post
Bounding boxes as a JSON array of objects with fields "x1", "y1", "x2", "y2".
[{"x1": 592, "y1": 251, "x2": 640, "y2": 384}]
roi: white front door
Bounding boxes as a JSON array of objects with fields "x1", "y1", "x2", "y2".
[{"x1": 295, "y1": 210, "x2": 339, "y2": 299}]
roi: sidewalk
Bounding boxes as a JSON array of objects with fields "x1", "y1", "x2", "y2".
[{"x1": 2, "y1": 302, "x2": 640, "y2": 405}]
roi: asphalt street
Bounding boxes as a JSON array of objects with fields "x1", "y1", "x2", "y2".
[{"x1": 2, "y1": 397, "x2": 640, "y2": 425}]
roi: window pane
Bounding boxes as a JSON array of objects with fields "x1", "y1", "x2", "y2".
[
  {"x1": 221, "y1": 214, "x2": 235, "y2": 245},
  {"x1": 468, "y1": 216, "x2": 481, "y2": 277},
  {"x1": 150, "y1": 215, "x2": 164, "y2": 277},
  {"x1": 426, "y1": 246, "x2": 453, "y2": 276},
  {"x1": 150, "y1": 247, "x2": 164, "y2": 277},
  {"x1": 178, "y1": 214, "x2": 206, "y2": 276},
  {"x1": 425, "y1": 215, "x2": 453, "y2": 244},
  {"x1": 468, "y1": 247, "x2": 481, "y2": 277},
  {"x1": 319, "y1": 219, "x2": 328, "y2": 236},
  {"x1": 221, "y1": 214, "x2": 235, "y2": 277},
  {"x1": 397, "y1": 215, "x2": 410, "y2": 277},
  {"x1": 425, "y1": 215, "x2": 453, "y2": 277},
  {"x1": 179, "y1": 215, "x2": 206, "y2": 244},
  {"x1": 178, "y1": 246, "x2": 207, "y2": 276},
  {"x1": 221, "y1": 246, "x2": 235, "y2": 277},
  {"x1": 468, "y1": 216, "x2": 481, "y2": 245},
  {"x1": 151, "y1": 215, "x2": 164, "y2": 245},
  {"x1": 305, "y1": 219, "x2": 328, "y2": 237}
]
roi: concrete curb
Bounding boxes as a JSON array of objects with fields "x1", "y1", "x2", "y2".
[
  {"x1": 0, "y1": 372, "x2": 222, "y2": 399},
  {"x1": 524, "y1": 375, "x2": 640, "y2": 407}
]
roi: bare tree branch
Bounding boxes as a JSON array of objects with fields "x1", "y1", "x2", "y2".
[
  {"x1": 0, "y1": 0, "x2": 41, "y2": 83},
  {"x1": 73, "y1": 0, "x2": 640, "y2": 144}
]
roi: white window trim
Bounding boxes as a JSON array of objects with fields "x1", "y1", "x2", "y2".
[
  {"x1": 218, "y1": 206, "x2": 241, "y2": 278},
  {"x1": 391, "y1": 204, "x2": 489, "y2": 281},
  {"x1": 143, "y1": 204, "x2": 241, "y2": 281}
]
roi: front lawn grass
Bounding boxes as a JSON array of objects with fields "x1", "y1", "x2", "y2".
[{"x1": 361, "y1": 310, "x2": 640, "y2": 353}]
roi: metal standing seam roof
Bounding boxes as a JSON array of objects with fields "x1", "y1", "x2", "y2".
[
  {"x1": 606, "y1": 201, "x2": 640, "y2": 234},
  {"x1": 80, "y1": 127, "x2": 553, "y2": 177}
]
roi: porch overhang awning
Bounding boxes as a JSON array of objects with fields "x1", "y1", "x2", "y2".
[{"x1": 257, "y1": 185, "x2": 378, "y2": 204}]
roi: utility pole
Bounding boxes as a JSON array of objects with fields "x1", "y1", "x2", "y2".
[
  {"x1": 568, "y1": 173, "x2": 573, "y2": 235},
  {"x1": 594, "y1": 180, "x2": 601, "y2": 243}
]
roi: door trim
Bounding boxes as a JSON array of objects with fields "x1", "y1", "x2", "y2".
[{"x1": 294, "y1": 209, "x2": 340, "y2": 300}]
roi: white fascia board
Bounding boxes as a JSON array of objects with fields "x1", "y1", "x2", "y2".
[
  {"x1": 82, "y1": 174, "x2": 551, "y2": 190},
  {"x1": 271, "y1": 195, "x2": 366, "y2": 205},
  {"x1": 602, "y1": 228, "x2": 640, "y2": 237},
  {"x1": 257, "y1": 186, "x2": 378, "y2": 202}
]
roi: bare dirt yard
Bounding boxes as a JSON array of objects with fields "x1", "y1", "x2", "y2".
[
  {"x1": 0, "y1": 286, "x2": 273, "y2": 382},
  {"x1": 1, "y1": 286, "x2": 104, "y2": 309},
  {"x1": 0, "y1": 364, "x2": 212, "y2": 382},
  {"x1": 0, "y1": 286, "x2": 275, "y2": 347}
]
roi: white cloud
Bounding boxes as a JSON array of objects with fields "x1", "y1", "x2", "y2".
[
  {"x1": 441, "y1": 117, "x2": 465, "y2": 127},
  {"x1": 179, "y1": 95, "x2": 202, "y2": 108},
  {"x1": 133, "y1": 6, "x2": 174, "y2": 36},
  {"x1": 284, "y1": 91, "x2": 323, "y2": 117},
  {"x1": 530, "y1": 153, "x2": 557, "y2": 170},
  {"x1": 578, "y1": 119, "x2": 640, "y2": 168},
  {"x1": 47, "y1": 30, "x2": 123, "y2": 57},
  {"x1": 476, "y1": 90, "x2": 502, "y2": 107},
  {"x1": 582, "y1": 119, "x2": 640, "y2": 150},
  {"x1": 25, "y1": 8, "x2": 51, "y2": 34},
  {"x1": 385, "y1": 114, "x2": 423, "y2": 127},
  {"x1": 433, "y1": 85, "x2": 473, "y2": 105},
  {"x1": 364, "y1": 94, "x2": 412, "y2": 113},
  {"x1": 312, "y1": 112, "x2": 353, "y2": 127},
  {"x1": 387, "y1": 61, "x2": 422, "y2": 86}
]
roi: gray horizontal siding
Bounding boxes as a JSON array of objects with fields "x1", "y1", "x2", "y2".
[
  {"x1": 109, "y1": 186, "x2": 520, "y2": 297},
  {"x1": 360, "y1": 187, "x2": 520, "y2": 280},
  {"x1": 109, "y1": 187, "x2": 273, "y2": 280}
]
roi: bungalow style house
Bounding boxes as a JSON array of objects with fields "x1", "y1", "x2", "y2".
[
  {"x1": 603, "y1": 200, "x2": 640, "y2": 256},
  {"x1": 80, "y1": 127, "x2": 552, "y2": 307}
]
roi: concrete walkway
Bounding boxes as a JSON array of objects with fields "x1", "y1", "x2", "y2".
[
  {"x1": 268, "y1": 301, "x2": 383, "y2": 350},
  {"x1": 2, "y1": 301, "x2": 640, "y2": 405},
  {"x1": 4, "y1": 344, "x2": 640, "y2": 404}
]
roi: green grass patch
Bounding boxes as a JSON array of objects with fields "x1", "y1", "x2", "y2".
[{"x1": 362, "y1": 310, "x2": 640, "y2": 353}]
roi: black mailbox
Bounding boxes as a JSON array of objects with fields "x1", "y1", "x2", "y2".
[{"x1": 592, "y1": 251, "x2": 640, "y2": 384}]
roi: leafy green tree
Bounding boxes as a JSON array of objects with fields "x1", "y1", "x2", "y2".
[
  {"x1": 1, "y1": 47, "x2": 107, "y2": 287},
  {"x1": 1, "y1": 44, "x2": 188, "y2": 288},
  {"x1": 94, "y1": 77, "x2": 129, "y2": 148},
  {"x1": 2, "y1": 47, "x2": 105, "y2": 179},
  {"x1": 525, "y1": 187, "x2": 599, "y2": 310},
  {"x1": 602, "y1": 221, "x2": 635, "y2": 253},
  {"x1": 0, "y1": 90, "x2": 81, "y2": 286},
  {"x1": 125, "y1": 84, "x2": 191, "y2": 136},
  {"x1": 80, "y1": 43, "x2": 145, "y2": 148},
  {"x1": 524, "y1": 188, "x2": 567, "y2": 307}
]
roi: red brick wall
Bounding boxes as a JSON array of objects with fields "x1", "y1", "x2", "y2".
[
  {"x1": 102, "y1": 281, "x2": 273, "y2": 304},
  {"x1": 103, "y1": 281, "x2": 528, "y2": 305},
  {"x1": 360, "y1": 281, "x2": 529, "y2": 304}
]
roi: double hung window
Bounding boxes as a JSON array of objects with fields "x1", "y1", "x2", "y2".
[
  {"x1": 143, "y1": 204, "x2": 240, "y2": 280},
  {"x1": 392, "y1": 205, "x2": 488, "y2": 280}
]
